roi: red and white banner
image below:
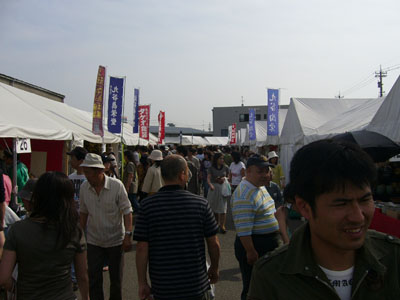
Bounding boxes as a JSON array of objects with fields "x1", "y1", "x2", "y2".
[
  {"x1": 92, "y1": 65, "x2": 106, "y2": 136},
  {"x1": 158, "y1": 111, "x2": 165, "y2": 144},
  {"x1": 139, "y1": 105, "x2": 150, "y2": 140},
  {"x1": 230, "y1": 123, "x2": 237, "y2": 144}
]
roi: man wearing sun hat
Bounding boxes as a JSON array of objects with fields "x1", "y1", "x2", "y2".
[
  {"x1": 79, "y1": 153, "x2": 133, "y2": 300},
  {"x1": 141, "y1": 150, "x2": 164, "y2": 196}
]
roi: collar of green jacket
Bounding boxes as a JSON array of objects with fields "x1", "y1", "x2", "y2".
[{"x1": 278, "y1": 222, "x2": 387, "y2": 288}]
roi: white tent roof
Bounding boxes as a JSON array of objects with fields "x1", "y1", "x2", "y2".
[
  {"x1": 280, "y1": 98, "x2": 373, "y2": 145},
  {"x1": 1, "y1": 82, "x2": 120, "y2": 143},
  {"x1": 164, "y1": 135, "x2": 209, "y2": 145},
  {"x1": 205, "y1": 136, "x2": 229, "y2": 145},
  {"x1": 367, "y1": 75, "x2": 400, "y2": 143},
  {"x1": 0, "y1": 82, "x2": 71, "y2": 140},
  {"x1": 279, "y1": 97, "x2": 378, "y2": 184},
  {"x1": 119, "y1": 123, "x2": 158, "y2": 146},
  {"x1": 304, "y1": 97, "x2": 385, "y2": 144},
  {"x1": 232, "y1": 109, "x2": 288, "y2": 147}
]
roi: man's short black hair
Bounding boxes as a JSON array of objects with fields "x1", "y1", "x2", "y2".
[
  {"x1": 176, "y1": 146, "x2": 188, "y2": 157},
  {"x1": 124, "y1": 150, "x2": 134, "y2": 162},
  {"x1": 66, "y1": 147, "x2": 88, "y2": 161},
  {"x1": 284, "y1": 139, "x2": 377, "y2": 212},
  {"x1": 161, "y1": 155, "x2": 187, "y2": 181}
]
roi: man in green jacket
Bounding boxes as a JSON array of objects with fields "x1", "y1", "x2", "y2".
[{"x1": 249, "y1": 139, "x2": 400, "y2": 299}]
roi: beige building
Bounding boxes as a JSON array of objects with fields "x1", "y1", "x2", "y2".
[{"x1": 0, "y1": 73, "x2": 65, "y2": 102}]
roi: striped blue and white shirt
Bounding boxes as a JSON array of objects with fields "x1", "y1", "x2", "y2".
[{"x1": 231, "y1": 179, "x2": 278, "y2": 237}]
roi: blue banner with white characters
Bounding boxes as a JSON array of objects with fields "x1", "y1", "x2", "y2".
[
  {"x1": 107, "y1": 76, "x2": 124, "y2": 134},
  {"x1": 133, "y1": 88, "x2": 140, "y2": 133},
  {"x1": 249, "y1": 108, "x2": 256, "y2": 141},
  {"x1": 267, "y1": 89, "x2": 279, "y2": 136}
]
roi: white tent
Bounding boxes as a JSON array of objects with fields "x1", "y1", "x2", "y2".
[
  {"x1": 367, "y1": 75, "x2": 400, "y2": 143},
  {"x1": 308, "y1": 97, "x2": 384, "y2": 141},
  {"x1": 1, "y1": 82, "x2": 120, "y2": 143},
  {"x1": 164, "y1": 135, "x2": 209, "y2": 146},
  {"x1": 280, "y1": 97, "x2": 376, "y2": 181},
  {"x1": 205, "y1": 136, "x2": 229, "y2": 145},
  {"x1": 119, "y1": 123, "x2": 158, "y2": 146},
  {"x1": 232, "y1": 108, "x2": 288, "y2": 147},
  {"x1": 0, "y1": 82, "x2": 71, "y2": 140}
]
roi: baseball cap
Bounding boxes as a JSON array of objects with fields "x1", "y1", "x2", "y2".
[
  {"x1": 246, "y1": 154, "x2": 274, "y2": 169},
  {"x1": 67, "y1": 147, "x2": 88, "y2": 161},
  {"x1": 101, "y1": 153, "x2": 115, "y2": 163}
]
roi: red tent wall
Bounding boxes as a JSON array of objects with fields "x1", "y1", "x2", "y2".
[{"x1": 2, "y1": 138, "x2": 64, "y2": 174}]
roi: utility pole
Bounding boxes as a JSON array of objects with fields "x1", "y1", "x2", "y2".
[
  {"x1": 241, "y1": 96, "x2": 244, "y2": 106},
  {"x1": 375, "y1": 65, "x2": 387, "y2": 97}
]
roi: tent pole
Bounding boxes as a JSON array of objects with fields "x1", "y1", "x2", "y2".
[{"x1": 10, "y1": 138, "x2": 19, "y2": 212}]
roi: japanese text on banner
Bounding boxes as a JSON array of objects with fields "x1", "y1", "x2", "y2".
[
  {"x1": 230, "y1": 123, "x2": 237, "y2": 144},
  {"x1": 107, "y1": 77, "x2": 124, "y2": 134},
  {"x1": 249, "y1": 108, "x2": 256, "y2": 141},
  {"x1": 139, "y1": 105, "x2": 150, "y2": 140},
  {"x1": 158, "y1": 111, "x2": 165, "y2": 144},
  {"x1": 92, "y1": 66, "x2": 106, "y2": 136},
  {"x1": 267, "y1": 89, "x2": 279, "y2": 136}
]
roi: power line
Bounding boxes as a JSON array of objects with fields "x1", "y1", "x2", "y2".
[
  {"x1": 375, "y1": 65, "x2": 387, "y2": 97},
  {"x1": 340, "y1": 63, "x2": 400, "y2": 97}
]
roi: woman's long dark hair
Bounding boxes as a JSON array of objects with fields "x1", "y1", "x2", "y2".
[
  {"x1": 30, "y1": 171, "x2": 80, "y2": 248},
  {"x1": 232, "y1": 151, "x2": 241, "y2": 164},
  {"x1": 212, "y1": 152, "x2": 223, "y2": 169}
]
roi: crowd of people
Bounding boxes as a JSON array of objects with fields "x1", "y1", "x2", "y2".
[{"x1": 0, "y1": 140, "x2": 399, "y2": 300}]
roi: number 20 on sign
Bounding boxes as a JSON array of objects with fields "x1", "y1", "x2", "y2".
[{"x1": 16, "y1": 138, "x2": 31, "y2": 154}]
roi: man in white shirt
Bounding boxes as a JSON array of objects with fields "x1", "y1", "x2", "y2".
[{"x1": 79, "y1": 153, "x2": 133, "y2": 300}]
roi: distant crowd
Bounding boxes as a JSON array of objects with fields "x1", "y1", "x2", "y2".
[{"x1": 1, "y1": 140, "x2": 399, "y2": 300}]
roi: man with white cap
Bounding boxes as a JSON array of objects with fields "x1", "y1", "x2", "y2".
[
  {"x1": 267, "y1": 151, "x2": 285, "y2": 189},
  {"x1": 79, "y1": 153, "x2": 133, "y2": 300}
]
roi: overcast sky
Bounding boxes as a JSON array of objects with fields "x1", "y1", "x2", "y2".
[{"x1": 1, "y1": 0, "x2": 400, "y2": 130}]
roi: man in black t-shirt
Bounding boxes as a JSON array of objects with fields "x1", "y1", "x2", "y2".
[{"x1": 134, "y1": 155, "x2": 220, "y2": 300}]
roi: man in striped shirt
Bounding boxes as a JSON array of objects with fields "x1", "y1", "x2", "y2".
[
  {"x1": 231, "y1": 154, "x2": 281, "y2": 300},
  {"x1": 134, "y1": 155, "x2": 220, "y2": 300}
]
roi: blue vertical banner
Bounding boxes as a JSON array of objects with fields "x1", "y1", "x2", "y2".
[
  {"x1": 107, "y1": 76, "x2": 124, "y2": 134},
  {"x1": 267, "y1": 89, "x2": 279, "y2": 136},
  {"x1": 133, "y1": 88, "x2": 140, "y2": 133},
  {"x1": 249, "y1": 108, "x2": 256, "y2": 141}
]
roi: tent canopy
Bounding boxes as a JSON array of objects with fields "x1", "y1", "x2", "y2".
[
  {"x1": 1, "y1": 82, "x2": 120, "y2": 143},
  {"x1": 164, "y1": 135, "x2": 209, "y2": 146},
  {"x1": 279, "y1": 97, "x2": 380, "y2": 183},
  {"x1": 367, "y1": 75, "x2": 400, "y2": 143},
  {"x1": 0, "y1": 82, "x2": 71, "y2": 140}
]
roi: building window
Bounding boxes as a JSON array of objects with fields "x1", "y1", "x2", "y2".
[
  {"x1": 256, "y1": 114, "x2": 261, "y2": 121},
  {"x1": 264, "y1": 114, "x2": 267, "y2": 119},
  {"x1": 239, "y1": 114, "x2": 249, "y2": 122},
  {"x1": 221, "y1": 129, "x2": 229, "y2": 136}
]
